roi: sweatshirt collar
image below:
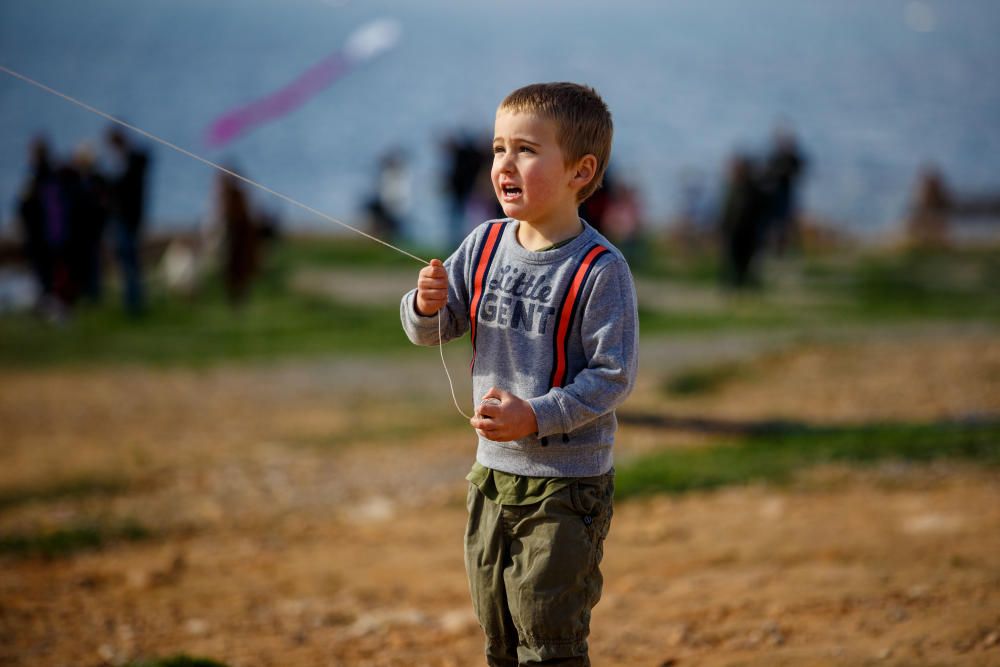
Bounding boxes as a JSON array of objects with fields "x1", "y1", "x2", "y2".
[{"x1": 505, "y1": 219, "x2": 598, "y2": 264}]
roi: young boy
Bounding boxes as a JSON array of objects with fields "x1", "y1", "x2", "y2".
[{"x1": 400, "y1": 82, "x2": 638, "y2": 666}]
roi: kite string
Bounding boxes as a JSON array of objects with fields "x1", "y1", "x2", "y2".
[
  {"x1": 0, "y1": 63, "x2": 474, "y2": 420},
  {"x1": 0, "y1": 64, "x2": 428, "y2": 265},
  {"x1": 439, "y1": 310, "x2": 472, "y2": 419}
]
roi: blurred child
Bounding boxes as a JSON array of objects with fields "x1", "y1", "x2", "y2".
[{"x1": 401, "y1": 82, "x2": 638, "y2": 665}]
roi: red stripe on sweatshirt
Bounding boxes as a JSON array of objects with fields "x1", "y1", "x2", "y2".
[
  {"x1": 469, "y1": 222, "x2": 505, "y2": 368},
  {"x1": 551, "y1": 244, "x2": 608, "y2": 388}
]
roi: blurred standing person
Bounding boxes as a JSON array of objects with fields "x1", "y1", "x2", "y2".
[
  {"x1": 465, "y1": 148, "x2": 504, "y2": 226},
  {"x1": 906, "y1": 165, "x2": 951, "y2": 247},
  {"x1": 442, "y1": 130, "x2": 487, "y2": 248},
  {"x1": 106, "y1": 127, "x2": 150, "y2": 317},
  {"x1": 601, "y1": 181, "x2": 644, "y2": 264},
  {"x1": 16, "y1": 136, "x2": 74, "y2": 319},
  {"x1": 365, "y1": 148, "x2": 411, "y2": 242},
  {"x1": 719, "y1": 154, "x2": 765, "y2": 288},
  {"x1": 212, "y1": 170, "x2": 258, "y2": 307},
  {"x1": 674, "y1": 167, "x2": 717, "y2": 252},
  {"x1": 66, "y1": 143, "x2": 109, "y2": 304},
  {"x1": 15, "y1": 136, "x2": 55, "y2": 312},
  {"x1": 761, "y1": 125, "x2": 807, "y2": 255}
]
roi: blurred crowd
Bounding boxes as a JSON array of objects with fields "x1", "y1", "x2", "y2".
[
  {"x1": 364, "y1": 125, "x2": 807, "y2": 289},
  {"x1": 14, "y1": 129, "x2": 151, "y2": 321},
  {"x1": 15, "y1": 117, "x2": 995, "y2": 321},
  {"x1": 11, "y1": 127, "x2": 286, "y2": 321},
  {"x1": 714, "y1": 126, "x2": 807, "y2": 288}
]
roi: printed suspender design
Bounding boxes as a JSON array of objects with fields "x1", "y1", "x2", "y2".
[
  {"x1": 548, "y1": 243, "x2": 610, "y2": 389},
  {"x1": 468, "y1": 221, "x2": 507, "y2": 369}
]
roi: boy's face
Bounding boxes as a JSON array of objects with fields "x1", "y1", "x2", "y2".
[{"x1": 491, "y1": 110, "x2": 582, "y2": 228}]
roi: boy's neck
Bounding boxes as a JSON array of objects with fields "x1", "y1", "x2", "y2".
[{"x1": 515, "y1": 211, "x2": 584, "y2": 252}]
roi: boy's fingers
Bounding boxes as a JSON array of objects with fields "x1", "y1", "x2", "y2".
[
  {"x1": 418, "y1": 286, "x2": 448, "y2": 298},
  {"x1": 418, "y1": 272, "x2": 445, "y2": 283},
  {"x1": 472, "y1": 414, "x2": 491, "y2": 428},
  {"x1": 418, "y1": 272, "x2": 448, "y2": 287},
  {"x1": 477, "y1": 403, "x2": 499, "y2": 419},
  {"x1": 421, "y1": 264, "x2": 447, "y2": 280},
  {"x1": 418, "y1": 279, "x2": 448, "y2": 291}
]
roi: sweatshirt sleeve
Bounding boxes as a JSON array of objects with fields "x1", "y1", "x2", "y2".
[
  {"x1": 400, "y1": 235, "x2": 474, "y2": 346},
  {"x1": 527, "y1": 258, "x2": 639, "y2": 437}
]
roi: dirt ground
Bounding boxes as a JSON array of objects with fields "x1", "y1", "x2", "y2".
[{"x1": 1, "y1": 325, "x2": 998, "y2": 666}]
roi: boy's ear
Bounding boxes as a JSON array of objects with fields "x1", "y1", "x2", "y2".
[{"x1": 569, "y1": 154, "x2": 598, "y2": 192}]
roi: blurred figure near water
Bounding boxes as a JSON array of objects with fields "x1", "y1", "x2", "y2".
[
  {"x1": 14, "y1": 135, "x2": 83, "y2": 320},
  {"x1": 600, "y1": 180, "x2": 645, "y2": 264},
  {"x1": 210, "y1": 170, "x2": 259, "y2": 308},
  {"x1": 15, "y1": 136, "x2": 58, "y2": 315},
  {"x1": 441, "y1": 130, "x2": 490, "y2": 248},
  {"x1": 106, "y1": 127, "x2": 150, "y2": 317},
  {"x1": 66, "y1": 142, "x2": 110, "y2": 304},
  {"x1": 364, "y1": 148, "x2": 411, "y2": 243},
  {"x1": 670, "y1": 167, "x2": 718, "y2": 254},
  {"x1": 906, "y1": 165, "x2": 951, "y2": 248},
  {"x1": 760, "y1": 125, "x2": 807, "y2": 256},
  {"x1": 14, "y1": 136, "x2": 113, "y2": 320},
  {"x1": 902, "y1": 164, "x2": 1000, "y2": 247},
  {"x1": 719, "y1": 153, "x2": 766, "y2": 288}
]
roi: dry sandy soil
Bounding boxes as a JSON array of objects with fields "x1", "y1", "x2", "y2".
[{"x1": 1, "y1": 325, "x2": 998, "y2": 666}]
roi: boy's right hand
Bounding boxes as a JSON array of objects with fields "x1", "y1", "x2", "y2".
[{"x1": 415, "y1": 258, "x2": 448, "y2": 316}]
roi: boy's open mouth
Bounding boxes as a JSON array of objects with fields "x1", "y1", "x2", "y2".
[{"x1": 501, "y1": 185, "x2": 522, "y2": 200}]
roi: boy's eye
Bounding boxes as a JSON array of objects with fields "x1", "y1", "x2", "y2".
[
  {"x1": 519, "y1": 146, "x2": 534, "y2": 153},
  {"x1": 492, "y1": 146, "x2": 505, "y2": 155}
]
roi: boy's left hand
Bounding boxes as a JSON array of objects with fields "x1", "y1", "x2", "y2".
[{"x1": 470, "y1": 387, "x2": 539, "y2": 442}]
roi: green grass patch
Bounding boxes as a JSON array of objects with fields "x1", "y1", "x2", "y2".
[
  {"x1": 630, "y1": 240, "x2": 720, "y2": 284},
  {"x1": 616, "y1": 420, "x2": 1000, "y2": 498},
  {"x1": 2, "y1": 238, "x2": 997, "y2": 367},
  {"x1": 0, "y1": 518, "x2": 151, "y2": 559},
  {"x1": 0, "y1": 475, "x2": 130, "y2": 512},
  {"x1": 637, "y1": 305, "x2": 793, "y2": 334},
  {"x1": 805, "y1": 247, "x2": 1000, "y2": 321},
  {"x1": 661, "y1": 362, "x2": 745, "y2": 396},
  {"x1": 637, "y1": 245, "x2": 999, "y2": 334},
  {"x1": 0, "y1": 238, "x2": 417, "y2": 368},
  {"x1": 125, "y1": 657, "x2": 230, "y2": 667}
]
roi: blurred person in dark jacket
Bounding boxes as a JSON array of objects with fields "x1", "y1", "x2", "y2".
[
  {"x1": 16, "y1": 135, "x2": 74, "y2": 319},
  {"x1": 211, "y1": 170, "x2": 259, "y2": 307},
  {"x1": 66, "y1": 142, "x2": 110, "y2": 304},
  {"x1": 15, "y1": 136, "x2": 55, "y2": 309},
  {"x1": 106, "y1": 126, "x2": 150, "y2": 316},
  {"x1": 442, "y1": 130, "x2": 489, "y2": 248},
  {"x1": 719, "y1": 154, "x2": 765, "y2": 288},
  {"x1": 761, "y1": 125, "x2": 807, "y2": 255},
  {"x1": 906, "y1": 165, "x2": 951, "y2": 247}
]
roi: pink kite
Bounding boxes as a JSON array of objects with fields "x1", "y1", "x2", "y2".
[{"x1": 205, "y1": 19, "x2": 401, "y2": 149}]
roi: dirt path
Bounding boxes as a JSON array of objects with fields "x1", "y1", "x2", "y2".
[{"x1": 1, "y1": 326, "x2": 998, "y2": 666}]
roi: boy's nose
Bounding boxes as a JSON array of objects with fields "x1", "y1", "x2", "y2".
[{"x1": 495, "y1": 151, "x2": 515, "y2": 172}]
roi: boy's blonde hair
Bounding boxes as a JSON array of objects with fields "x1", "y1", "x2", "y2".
[{"x1": 499, "y1": 82, "x2": 613, "y2": 203}]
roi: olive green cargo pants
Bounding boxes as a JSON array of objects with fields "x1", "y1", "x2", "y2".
[{"x1": 464, "y1": 471, "x2": 614, "y2": 666}]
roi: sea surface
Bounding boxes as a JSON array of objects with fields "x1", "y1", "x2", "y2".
[{"x1": 1, "y1": 0, "x2": 998, "y2": 245}]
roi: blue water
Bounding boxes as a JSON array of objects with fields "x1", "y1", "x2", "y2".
[{"x1": 2, "y1": 0, "x2": 998, "y2": 244}]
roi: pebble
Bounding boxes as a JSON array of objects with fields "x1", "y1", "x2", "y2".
[{"x1": 185, "y1": 617, "x2": 209, "y2": 636}]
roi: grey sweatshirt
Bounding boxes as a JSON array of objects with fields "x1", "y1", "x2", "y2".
[{"x1": 401, "y1": 219, "x2": 639, "y2": 477}]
